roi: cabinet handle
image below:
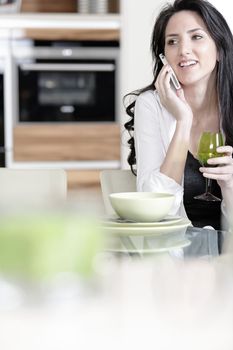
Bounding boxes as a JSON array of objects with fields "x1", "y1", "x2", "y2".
[{"x1": 19, "y1": 63, "x2": 115, "y2": 72}]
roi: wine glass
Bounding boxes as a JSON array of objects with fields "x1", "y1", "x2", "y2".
[{"x1": 194, "y1": 131, "x2": 224, "y2": 201}]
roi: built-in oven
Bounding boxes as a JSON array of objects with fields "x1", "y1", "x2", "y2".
[{"x1": 12, "y1": 40, "x2": 119, "y2": 123}]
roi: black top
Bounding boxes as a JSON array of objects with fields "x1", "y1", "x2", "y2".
[{"x1": 183, "y1": 151, "x2": 222, "y2": 230}]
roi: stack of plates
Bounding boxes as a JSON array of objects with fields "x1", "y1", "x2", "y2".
[{"x1": 102, "y1": 215, "x2": 192, "y2": 253}]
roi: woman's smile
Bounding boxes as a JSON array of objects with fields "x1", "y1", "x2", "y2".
[{"x1": 178, "y1": 59, "x2": 198, "y2": 68}]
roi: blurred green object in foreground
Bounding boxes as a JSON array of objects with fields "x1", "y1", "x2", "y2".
[{"x1": 0, "y1": 213, "x2": 103, "y2": 280}]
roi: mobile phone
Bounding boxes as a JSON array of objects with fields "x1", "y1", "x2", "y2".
[{"x1": 159, "y1": 53, "x2": 181, "y2": 90}]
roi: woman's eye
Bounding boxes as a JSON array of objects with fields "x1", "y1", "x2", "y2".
[
  {"x1": 167, "y1": 39, "x2": 178, "y2": 45},
  {"x1": 192, "y1": 34, "x2": 203, "y2": 40}
]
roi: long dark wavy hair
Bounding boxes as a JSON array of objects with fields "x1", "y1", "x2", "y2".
[{"x1": 124, "y1": 0, "x2": 233, "y2": 175}]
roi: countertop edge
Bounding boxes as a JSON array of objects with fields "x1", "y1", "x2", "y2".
[{"x1": 0, "y1": 13, "x2": 121, "y2": 30}]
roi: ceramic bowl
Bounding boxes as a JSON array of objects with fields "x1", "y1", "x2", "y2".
[{"x1": 109, "y1": 192, "x2": 175, "y2": 222}]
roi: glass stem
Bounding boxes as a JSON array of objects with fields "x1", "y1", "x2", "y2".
[{"x1": 206, "y1": 178, "x2": 212, "y2": 194}]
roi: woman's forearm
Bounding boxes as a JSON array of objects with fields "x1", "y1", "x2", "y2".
[
  {"x1": 221, "y1": 184, "x2": 233, "y2": 219},
  {"x1": 160, "y1": 120, "x2": 192, "y2": 185}
]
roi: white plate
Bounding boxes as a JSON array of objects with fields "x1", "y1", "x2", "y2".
[
  {"x1": 102, "y1": 218, "x2": 191, "y2": 236},
  {"x1": 102, "y1": 215, "x2": 183, "y2": 227},
  {"x1": 107, "y1": 238, "x2": 191, "y2": 254}
]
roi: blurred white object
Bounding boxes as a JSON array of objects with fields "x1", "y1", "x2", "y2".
[
  {"x1": 100, "y1": 169, "x2": 136, "y2": 216},
  {"x1": 0, "y1": 0, "x2": 21, "y2": 13},
  {"x1": 0, "y1": 279, "x2": 24, "y2": 310},
  {"x1": 0, "y1": 169, "x2": 67, "y2": 208},
  {"x1": 0, "y1": 255, "x2": 233, "y2": 350}
]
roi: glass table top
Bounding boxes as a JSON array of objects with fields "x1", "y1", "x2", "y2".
[{"x1": 104, "y1": 225, "x2": 228, "y2": 258}]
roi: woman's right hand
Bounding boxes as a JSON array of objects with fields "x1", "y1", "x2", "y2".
[{"x1": 155, "y1": 64, "x2": 193, "y2": 124}]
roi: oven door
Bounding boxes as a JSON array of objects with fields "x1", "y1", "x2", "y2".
[{"x1": 18, "y1": 61, "x2": 115, "y2": 122}]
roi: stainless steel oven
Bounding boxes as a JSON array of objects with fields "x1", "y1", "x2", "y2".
[{"x1": 12, "y1": 40, "x2": 119, "y2": 123}]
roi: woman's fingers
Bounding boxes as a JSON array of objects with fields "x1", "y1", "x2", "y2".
[
  {"x1": 200, "y1": 164, "x2": 233, "y2": 174},
  {"x1": 200, "y1": 148, "x2": 233, "y2": 187},
  {"x1": 176, "y1": 88, "x2": 185, "y2": 101},
  {"x1": 155, "y1": 65, "x2": 192, "y2": 122},
  {"x1": 216, "y1": 145, "x2": 233, "y2": 156},
  {"x1": 200, "y1": 160, "x2": 233, "y2": 184},
  {"x1": 207, "y1": 155, "x2": 232, "y2": 166},
  {"x1": 206, "y1": 146, "x2": 233, "y2": 166},
  {"x1": 202, "y1": 172, "x2": 233, "y2": 182},
  {"x1": 155, "y1": 65, "x2": 172, "y2": 91},
  {"x1": 199, "y1": 161, "x2": 233, "y2": 174}
]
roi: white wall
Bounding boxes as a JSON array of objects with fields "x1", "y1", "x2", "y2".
[
  {"x1": 120, "y1": 0, "x2": 167, "y2": 168},
  {"x1": 120, "y1": 0, "x2": 233, "y2": 168},
  {"x1": 209, "y1": 1, "x2": 233, "y2": 31},
  {"x1": 120, "y1": 0, "x2": 164, "y2": 95}
]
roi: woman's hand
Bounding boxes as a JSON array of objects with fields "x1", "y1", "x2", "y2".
[
  {"x1": 155, "y1": 64, "x2": 193, "y2": 124},
  {"x1": 199, "y1": 146, "x2": 233, "y2": 190}
]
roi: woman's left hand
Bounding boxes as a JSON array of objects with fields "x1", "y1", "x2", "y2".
[{"x1": 199, "y1": 146, "x2": 233, "y2": 189}]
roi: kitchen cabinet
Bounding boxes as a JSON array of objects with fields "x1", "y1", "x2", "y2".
[
  {"x1": 21, "y1": 0, "x2": 119, "y2": 14},
  {"x1": 13, "y1": 124, "x2": 120, "y2": 162},
  {"x1": 22, "y1": 28, "x2": 119, "y2": 41},
  {"x1": 13, "y1": 124, "x2": 120, "y2": 189},
  {"x1": 21, "y1": 0, "x2": 77, "y2": 13}
]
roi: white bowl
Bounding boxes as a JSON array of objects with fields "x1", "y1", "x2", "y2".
[{"x1": 109, "y1": 192, "x2": 175, "y2": 222}]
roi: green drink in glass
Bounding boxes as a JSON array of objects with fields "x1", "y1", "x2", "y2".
[{"x1": 194, "y1": 131, "x2": 224, "y2": 201}]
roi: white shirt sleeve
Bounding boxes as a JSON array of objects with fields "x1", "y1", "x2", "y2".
[{"x1": 134, "y1": 90, "x2": 184, "y2": 215}]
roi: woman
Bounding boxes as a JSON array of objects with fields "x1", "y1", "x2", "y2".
[{"x1": 124, "y1": 0, "x2": 233, "y2": 229}]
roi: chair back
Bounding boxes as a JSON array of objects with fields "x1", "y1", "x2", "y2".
[
  {"x1": 0, "y1": 169, "x2": 67, "y2": 208},
  {"x1": 100, "y1": 169, "x2": 136, "y2": 215}
]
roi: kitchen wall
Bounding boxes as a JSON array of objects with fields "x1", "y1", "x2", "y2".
[
  {"x1": 210, "y1": 1, "x2": 233, "y2": 31},
  {"x1": 120, "y1": 0, "x2": 170, "y2": 168}
]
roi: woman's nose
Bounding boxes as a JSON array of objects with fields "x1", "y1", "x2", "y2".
[{"x1": 178, "y1": 39, "x2": 192, "y2": 56}]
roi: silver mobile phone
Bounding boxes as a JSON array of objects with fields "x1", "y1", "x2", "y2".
[{"x1": 159, "y1": 53, "x2": 181, "y2": 90}]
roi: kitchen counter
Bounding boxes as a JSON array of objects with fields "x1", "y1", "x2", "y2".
[{"x1": 0, "y1": 13, "x2": 121, "y2": 40}]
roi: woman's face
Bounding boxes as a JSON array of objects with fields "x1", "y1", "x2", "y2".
[{"x1": 164, "y1": 10, "x2": 218, "y2": 88}]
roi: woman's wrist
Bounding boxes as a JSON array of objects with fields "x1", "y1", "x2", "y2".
[
  {"x1": 176, "y1": 117, "x2": 193, "y2": 128},
  {"x1": 176, "y1": 119, "x2": 192, "y2": 138},
  {"x1": 220, "y1": 176, "x2": 233, "y2": 191}
]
